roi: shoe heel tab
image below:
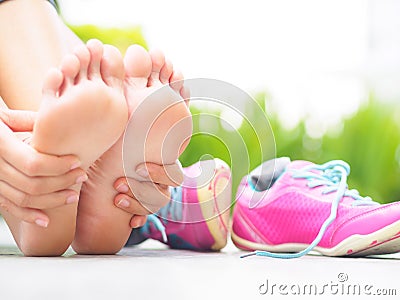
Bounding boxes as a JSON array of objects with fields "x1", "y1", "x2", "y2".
[{"x1": 249, "y1": 157, "x2": 291, "y2": 191}]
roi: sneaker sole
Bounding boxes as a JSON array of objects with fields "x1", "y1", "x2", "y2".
[
  {"x1": 197, "y1": 159, "x2": 232, "y2": 251},
  {"x1": 231, "y1": 219, "x2": 400, "y2": 257}
]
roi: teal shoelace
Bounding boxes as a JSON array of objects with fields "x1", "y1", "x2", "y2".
[
  {"x1": 140, "y1": 186, "x2": 183, "y2": 243},
  {"x1": 242, "y1": 160, "x2": 377, "y2": 259}
]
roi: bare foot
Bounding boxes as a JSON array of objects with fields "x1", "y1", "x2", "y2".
[
  {"x1": 33, "y1": 40, "x2": 128, "y2": 169},
  {"x1": 123, "y1": 46, "x2": 192, "y2": 175},
  {"x1": 3, "y1": 39, "x2": 128, "y2": 256},
  {"x1": 73, "y1": 46, "x2": 192, "y2": 254}
]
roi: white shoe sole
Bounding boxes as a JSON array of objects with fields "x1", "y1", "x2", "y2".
[
  {"x1": 197, "y1": 159, "x2": 232, "y2": 251},
  {"x1": 231, "y1": 219, "x2": 400, "y2": 257}
]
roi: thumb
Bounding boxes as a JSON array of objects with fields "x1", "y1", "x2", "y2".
[
  {"x1": 0, "y1": 108, "x2": 37, "y2": 132},
  {"x1": 136, "y1": 160, "x2": 184, "y2": 187}
]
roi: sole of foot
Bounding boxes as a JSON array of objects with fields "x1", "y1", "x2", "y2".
[{"x1": 8, "y1": 39, "x2": 127, "y2": 256}]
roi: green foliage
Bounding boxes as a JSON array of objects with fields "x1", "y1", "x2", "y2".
[
  {"x1": 71, "y1": 24, "x2": 400, "y2": 204},
  {"x1": 180, "y1": 93, "x2": 276, "y2": 196},
  {"x1": 69, "y1": 24, "x2": 147, "y2": 53},
  {"x1": 182, "y1": 94, "x2": 400, "y2": 204},
  {"x1": 320, "y1": 98, "x2": 400, "y2": 203}
]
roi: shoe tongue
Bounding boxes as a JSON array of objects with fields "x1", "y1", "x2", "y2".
[
  {"x1": 288, "y1": 160, "x2": 314, "y2": 169},
  {"x1": 249, "y1": 157, "x2": 291, "y2": 191}
]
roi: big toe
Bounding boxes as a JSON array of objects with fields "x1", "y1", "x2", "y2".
[
  {"x1": 124, "y1": 45, "x2": 152, "y2": 88},
  {"x1": 101, "y1": 45, "x2": 124, "y2": 89}
]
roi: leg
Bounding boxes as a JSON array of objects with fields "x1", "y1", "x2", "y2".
[
  {"x1": 0, "y1": 0, "x2": 82, "y2": 110},
  {"x1": 1, "y1": 41, "x2": 128, "y2": 256},
  {"x1": 0, "y1": 1, "x2": 130, "y2": 255},
  {"x1": 72, "y1": 46, "x2": 192, "y2": 254},
  {"x1": 0, "y1": 0, "x2": 80, "y2": 255}
]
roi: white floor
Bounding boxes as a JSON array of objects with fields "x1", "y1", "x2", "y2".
[{"x1": 0, "y1": 218, "x2": 399, "y2": 300}]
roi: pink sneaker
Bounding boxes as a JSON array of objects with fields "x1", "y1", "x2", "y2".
[
  {"x1": 232, "y1": 158, "x2": 400, "y2": 258},
  {"x1": 133, "y1": 159, "x2": 232, "y2": 251}
]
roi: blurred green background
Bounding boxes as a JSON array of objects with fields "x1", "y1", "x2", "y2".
[{"x1": 70, "y1": 24, "x2": 400, "y2": 204}]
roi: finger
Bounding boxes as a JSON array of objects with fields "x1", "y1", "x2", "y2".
[
  {"x1": 130, "y1": 215, "x2": 148, "y2": 228},
  {"x1": 0, "y1": 180, "x2": 79, "y2": 209},
  {"x1": 114, "y1": 194, "x2": 151, "y2": 215},
  {"x1": 0, "y1": 123, "x2": 81, "y2": 176},
  {"x1": 135, "y1": 161, "x2": 184, "y2": 186},
  {"x1": 114, "y1": 180, "x2": 170, "y2": 214},
  {"x1": 114, "y1": 176, "x2": 169, "y2": 199},
  {"x1": 0, "y1": 108, "x2": 37, "y2": 132},
  {"x1": 0, "y1": 195, "x2": 49, "y2": 228},
  {"x1": 0, "y1": 160, "x2": 87, "y2": 195}
]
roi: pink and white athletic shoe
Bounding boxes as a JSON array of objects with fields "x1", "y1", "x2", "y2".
[
  {"x1": 231, "y1": 158, "x2": 400, "y2": 258},
  {"x1": 131, "y1": 159, "x2": 232, "y2": 251}
]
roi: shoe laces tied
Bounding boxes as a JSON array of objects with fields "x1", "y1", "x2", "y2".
[
  {"x1": 242, "y1": 160, "x2": 377, "y2": 259},
  {"x1": 140, "y1": 186, "x2": 183, "y2": 243}
]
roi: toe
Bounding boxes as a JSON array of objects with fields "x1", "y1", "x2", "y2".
[
  {"x1": 59, "y1": 54, "x2": 80, "y2": 90},
  {"x1": 87, "y1": 39, "x2": 104, "y2": 80},
  {"x1": 73, "y1": 45, "x2": 91, "y2": 82},
  {"x1": 101, "y1": 45, "x2": 124, "y2": 88},
  {"x1": 148, "y1": 49, "x2": 165, "y2": 86},
  {"x1": 160, "y1": 58, "x2": 173, "y2": 84},
  {"x1": 124, "y1": 44, "x2": 152, "y2": 88},
  {"x1": 170, "y1": 69, "x2": 184, "y2": 93},
  {"x1": 42, "y1": 68, "x2": 64, "y2": 97},
  {"x1": 180, "y1": 86, "x2": 190, "y2": 107}
]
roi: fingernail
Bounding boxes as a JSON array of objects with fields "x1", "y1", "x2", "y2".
[
  {"x1": 136, "y1": 166, "x2": 149, "y2": 178},
  {"x1": 116, "y1": 183, "x2": 129, "y2": 193},
  {"x1": 35, "y1": 219, "x2": 49, "y2": 228},
  {"x1": 132, "y1": 221, "x2": 140, "y2": 228},
  {"x1": 76, "y1": 174, "x2": 88, "y2": 184},
  {"x1": 70, "y1": 161, "x2": 81, "y2": 170},
  {"x1": 117, "y1": 198, "x2": 130, "y2": 208},
  {"x1": 66, "y1": 194, "x2": 79, "y2": 204}
]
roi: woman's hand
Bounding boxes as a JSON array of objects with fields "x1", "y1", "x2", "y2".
[
  {"x1": 0, "y1": 107, "x2": 86, "y2": 227},
  {"x1": 113, "y1": 161, "x2": 184, "y2": 228}
]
